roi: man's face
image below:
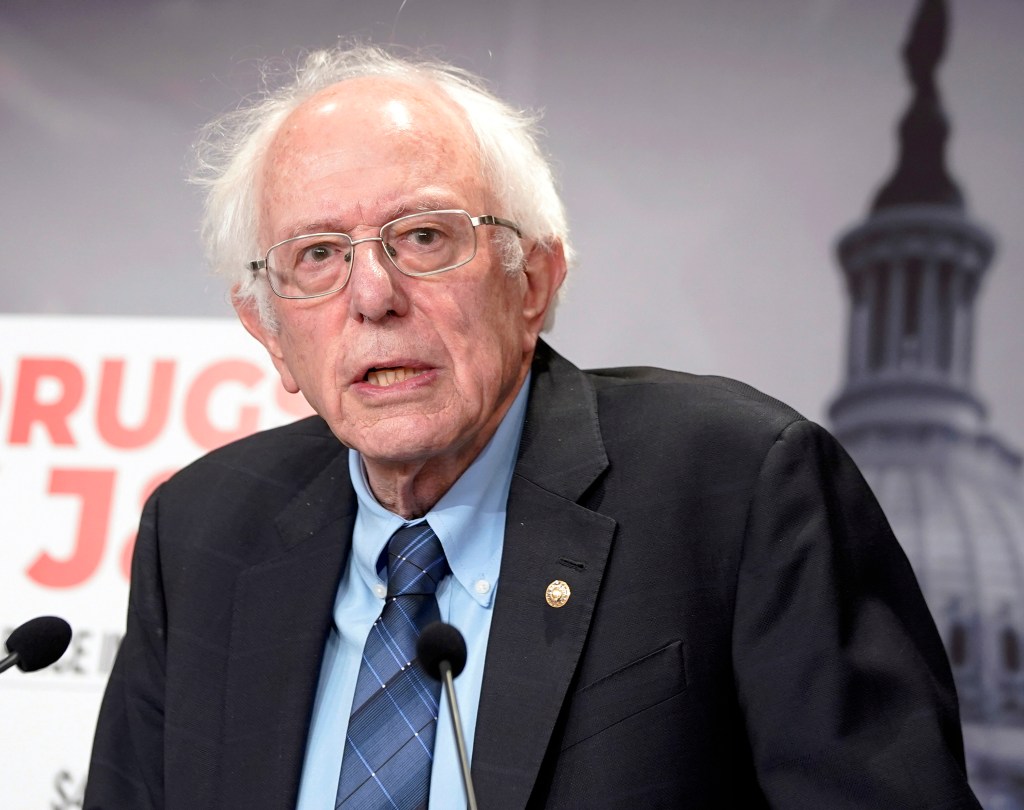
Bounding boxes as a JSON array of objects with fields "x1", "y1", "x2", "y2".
[{"x1": 239, "y1": 78, "x2": 562, "y2": 488}]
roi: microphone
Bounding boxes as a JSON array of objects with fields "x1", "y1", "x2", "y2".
[
  {"x1": 418, "y1": 621, "x2": 468, "y2": 681},
  {"x1": 0, "y1": 616, "x2": 72, "y2": 675},
  {"x1": 418, "y1": 622, "x2": 478, "y2": 810}
]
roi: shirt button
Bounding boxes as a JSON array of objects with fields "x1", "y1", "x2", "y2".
[
  {"x1": 373, "y1": 583, "x2": 387, "y2": 598},
  {"x1": 474, "y1": 579, "x2": 491, "y2": 595}
]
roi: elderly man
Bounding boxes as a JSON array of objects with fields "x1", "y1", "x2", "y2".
[{"x1": 85, "y1": 45, "x2": 978, "y2": 809}]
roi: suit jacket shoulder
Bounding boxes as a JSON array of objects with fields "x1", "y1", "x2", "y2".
[{"x1": 585, "y1": 363, "x2": 805, "y2": 469}]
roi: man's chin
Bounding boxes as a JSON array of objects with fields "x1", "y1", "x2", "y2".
[{"x1": 342, "y1": 427, "x2": 458, "y2": 469}]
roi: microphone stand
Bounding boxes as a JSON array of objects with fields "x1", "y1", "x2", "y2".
[
  {"x1": 0, "y1": 652, "x2": 21, "y2": 674},
  {"x1": 440, "y1": 660, "x2": 478, "y2": 810}
]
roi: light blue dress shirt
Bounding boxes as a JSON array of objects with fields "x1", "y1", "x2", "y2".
[{"x1": 296, "y1": 374, "x2": 530, "y2": 809}]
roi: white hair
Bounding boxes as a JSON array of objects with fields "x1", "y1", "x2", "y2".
[{"x1": 190, "y1": 43, "x2": 571, "y2": 329}]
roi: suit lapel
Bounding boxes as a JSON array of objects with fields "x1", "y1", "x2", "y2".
[
  {"x1": 220, "y1": 444, "x2": 357, "y2": 807},
  {"x1": 473, "y1": 343, "x2": 616, "y2": 808}
]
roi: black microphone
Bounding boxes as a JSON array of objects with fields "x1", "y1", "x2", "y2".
[
  {"x1": 418, "y1": 622, "x2": 478, "y2": 810},
  {"x1": 418, "y1": 621, "x2": 468, "y2": 681},
  {"x1": 0, "y1": 616, "x2": 72, "y2": 674}
]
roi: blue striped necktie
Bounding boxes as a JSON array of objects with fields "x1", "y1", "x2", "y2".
[{"x1": 336, "y1": 522, "x2": 449, "y2": 809}]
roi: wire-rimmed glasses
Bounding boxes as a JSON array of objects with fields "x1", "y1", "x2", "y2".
[{"x1": 247, "y1": 209, "x2": 522, "y2": 300}]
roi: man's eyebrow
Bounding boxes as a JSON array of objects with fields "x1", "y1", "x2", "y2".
[
  {"x1": 282, "y1": 198, "x2": 460, "y2": 236},
  {"x1": 289, "y1": 221, "x2": 344, "y2": 235},
  {"x1": 411, "y1": 198, "x2": 454, "y2": 213}
]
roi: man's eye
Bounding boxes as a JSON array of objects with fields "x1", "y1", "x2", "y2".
[
  {"x1": 301, "y1": 243, "x2": 341, "y2": 263},
  {"x1": 408, "y1": 228, "x2": 443, "y2": 248}
]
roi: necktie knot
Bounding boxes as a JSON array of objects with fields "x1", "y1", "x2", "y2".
[{"x1": 386, "y1": 522, "x2": 449, "y2": 597}]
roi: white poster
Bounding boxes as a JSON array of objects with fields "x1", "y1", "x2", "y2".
[{"x1": 0, "y1": 314, "x2": 306, "y2": 808}]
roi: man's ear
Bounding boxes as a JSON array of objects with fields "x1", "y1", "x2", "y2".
[
  {"x1": 521, "y1": 240, "x2": 568, "y2": 342},
  {"x1": 233, "y1": 291, "x2": 301, "y2": 394}
]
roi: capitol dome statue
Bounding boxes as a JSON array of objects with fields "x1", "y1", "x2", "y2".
[{"x1": 829, "y1": 0, "x2": 1024, "y2": 803}]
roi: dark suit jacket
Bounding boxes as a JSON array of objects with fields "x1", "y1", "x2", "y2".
[{"x1": 85, "y1": 341, "x2": 978, "y2": 808}]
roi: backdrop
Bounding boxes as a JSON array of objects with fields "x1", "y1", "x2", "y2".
[{"x1": 2, "y1": 1, "x2": 1021, "y2": 806}]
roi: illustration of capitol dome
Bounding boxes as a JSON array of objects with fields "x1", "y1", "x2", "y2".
[{"x1": 828, "y1": 0, "x2": 1024, "y2": 803}]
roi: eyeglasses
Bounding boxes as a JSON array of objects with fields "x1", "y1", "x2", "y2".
[{"x1": 247, "y1": 209, "x2": 522, "y2": 300}]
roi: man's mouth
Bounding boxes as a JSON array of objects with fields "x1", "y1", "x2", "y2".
[{"x1": 364, "y1": 367, "x2": 427, "y2": 387}]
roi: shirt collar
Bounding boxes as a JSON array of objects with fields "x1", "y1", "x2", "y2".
[{"x1": 348, "y1": 371, "x2": 531, "y2": 607}]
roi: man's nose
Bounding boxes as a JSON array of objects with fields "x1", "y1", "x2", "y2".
[{"x1": 346, "y1": 237, "x2": 409, "y2": 322}]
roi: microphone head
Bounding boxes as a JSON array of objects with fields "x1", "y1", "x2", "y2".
[
  {"x1": 417, "y1": 621, "x2": 468, "y2": 681},
  {"x1": 5, "y1": 616, "x2": 72, "y2": 672}
]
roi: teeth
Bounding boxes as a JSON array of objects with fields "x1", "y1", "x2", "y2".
[{"x1": 365, "y1": 367, "x2": 424, "y2": 387}]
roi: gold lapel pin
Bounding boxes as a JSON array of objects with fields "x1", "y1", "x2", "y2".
[{"x1": 545, "y1": 579, "x2": 571, "y2": 608}]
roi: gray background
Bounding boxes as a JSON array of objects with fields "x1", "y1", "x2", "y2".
[{"x1": 3, "y1": 0, "x2": 1022, "y2": 445}]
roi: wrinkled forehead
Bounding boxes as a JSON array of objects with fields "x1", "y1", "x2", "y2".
[{"x1": 257, "y1": 77, "x2": 488, "y2": 218}]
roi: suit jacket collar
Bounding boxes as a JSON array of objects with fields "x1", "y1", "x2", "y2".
[
  {"x1": 472, "y1": 341, "x2": 616, "y2": 808},
  {"x1": 517, "y1": 341, "x2": 609, "y2": 501}
]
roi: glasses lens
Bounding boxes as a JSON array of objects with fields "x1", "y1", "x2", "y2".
[
  {"x1": 267, "y1": 234, "x2": 351, "y2": 298},
  {"x1": 383, "y1": 211, "x2": 475, "y2": 276}
]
